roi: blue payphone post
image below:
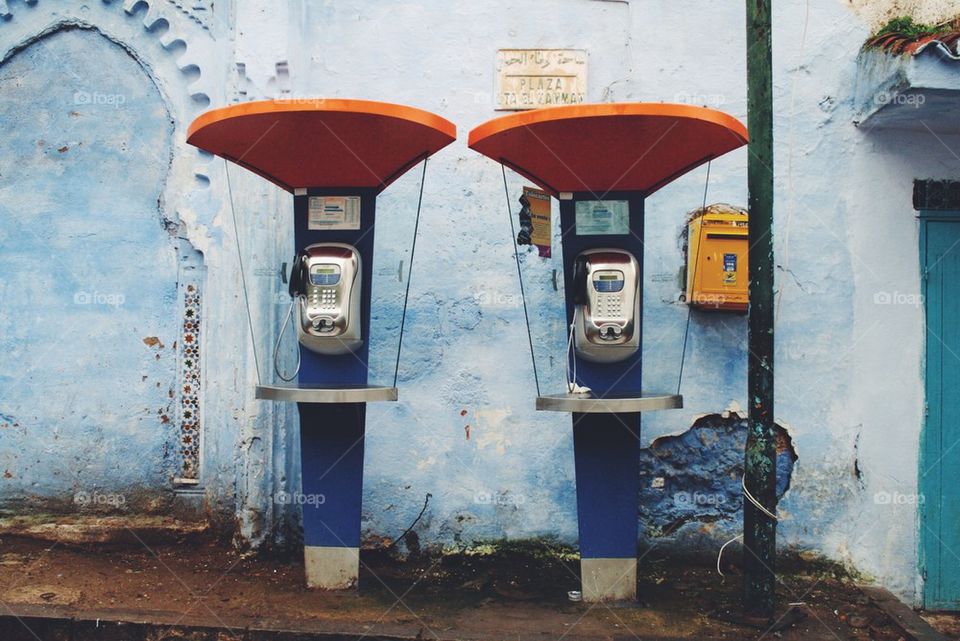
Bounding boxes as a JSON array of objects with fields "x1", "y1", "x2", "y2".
[
  {"x1": 469, "y1": 103, "x2": 748, "y2": 601},
  {"x1": 188, "y1": 99, "x2": 455, "y2": 589}
]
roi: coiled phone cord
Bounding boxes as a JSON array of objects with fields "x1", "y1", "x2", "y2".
[
  {"x1": 565, "y1": 308, "x2": 591, "y2": 394},
  {"x1": 566, "y1": 308, "x2": 577, "y2": 392},
  {"x1": 274, "y1": 296, "x2": 302, "y2": 382}
]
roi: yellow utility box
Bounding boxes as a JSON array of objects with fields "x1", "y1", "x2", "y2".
[{"x1": 685, "y1": 204, "x2": 749, "y2": 312}]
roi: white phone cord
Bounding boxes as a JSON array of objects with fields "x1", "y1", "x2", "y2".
[
  {"x1": 274, "y1": 296, "x2": 302, "y2": 382},
  {"x1": 566, "y1": 307, "x2": 577, "y2": 393},
  {"x1": 716, "y1": 475, "x2": 779, "y2": 577},
  {"x1": 565, "y1": 307, "x2": 592, "y2": 395}
]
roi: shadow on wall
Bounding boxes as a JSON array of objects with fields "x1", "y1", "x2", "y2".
[{"x1": 639, "y1": 413, "x2": 796, "y2": 542}]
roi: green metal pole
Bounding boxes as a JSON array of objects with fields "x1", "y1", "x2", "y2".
[{"x1": 744, "y1": 0, "x2": 777, "y2": 618}]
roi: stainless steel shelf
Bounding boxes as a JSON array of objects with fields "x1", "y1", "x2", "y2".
[
  {"x1": 256, "y1": 384, "x2": 398, "y2": 404},
  {"x1": 536, "y1": 392, "x2": 682, "y2": 413}
]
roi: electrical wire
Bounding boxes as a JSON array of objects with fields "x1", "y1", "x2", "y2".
[
  {"x1": 716, "y1": 534, "x2": 743, "y2": 577},
  {"x1": 393, "y1": 157, "x2": 428, "y2": 389},
  {"x1": 224, "y1": 160, "x2": 263, "y2": 387},
  {"x1": 742, "y1": 474, "x2": 779, "y2": 521},
  {"x1": 715, "y1": 476, "x2": 779, "y2": 577},
  {"x1": 501, "y1": 164, "x2": 541, "y2": 397}
]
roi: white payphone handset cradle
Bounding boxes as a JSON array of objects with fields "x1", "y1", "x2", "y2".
[
  {"x1": 289, "y1": 242, "x2": 363, "y2": 356},
  {"x1": 571, "y1": 248, "x2": 640, "y2": 364}
]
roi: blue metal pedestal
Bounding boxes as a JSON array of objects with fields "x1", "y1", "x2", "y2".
[
  {"x1": 293, "y1": 189, "x2": 377, "y2": 589},
  {"x1": 560, "y1": 192, "x2": 646, "y2": 602}
]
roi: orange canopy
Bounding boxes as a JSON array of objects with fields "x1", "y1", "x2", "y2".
[
  {"x1": 187, "y1": 99, "x2": 457, "y2": 192},
  {"x1": 468, "y1": 103, "x2": 748, "y2": 196}
]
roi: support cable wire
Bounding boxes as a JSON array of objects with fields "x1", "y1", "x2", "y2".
[
  {"x1": 224, "y1": 160, "x2": 263, "y2": 387},
  {"x1": 501, "y1": 164, "x2": 542, "y2": 397},
  {"x1": 676, "y1": 160, "x2": 712, "y2": 395},
  {"x1": 393, "y1": 158, "x2": 429, "y2": 388}
]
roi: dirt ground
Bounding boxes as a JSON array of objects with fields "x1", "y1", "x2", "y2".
[{"x1": 0, "y1": 533, "x2": 953, "y2": 641}]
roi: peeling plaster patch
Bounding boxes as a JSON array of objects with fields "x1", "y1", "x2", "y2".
[
  {"x1": 473, "y1": 408, "x2": 513, "y2": 455},
  {"x1": 638, "y1": 413, "x2": 797, "y2": 538},
  {"x1": 844, "y1": 0, "x2": 960, "y2": 30}
]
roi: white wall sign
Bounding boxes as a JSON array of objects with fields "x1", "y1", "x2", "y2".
[
  {"x1": 495, "y1": 49, "x2": 587, "y2": 111},
  {"x1": 307, "y1": 196, "x2": 361, "y2": 231}
]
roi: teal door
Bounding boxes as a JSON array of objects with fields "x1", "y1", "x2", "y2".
[{"x1": 921, "y1": 214, "x2": 960, "y2": 609}]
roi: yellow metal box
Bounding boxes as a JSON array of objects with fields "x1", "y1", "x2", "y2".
[{"x1": 685, "y1": 206, "x2": 748, "y2": 312}]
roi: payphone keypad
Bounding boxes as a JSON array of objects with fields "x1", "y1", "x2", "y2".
[
  {"x1": 593, "y1": 271, "x2": 625, "y2": 320},
  {"x1": 309, "y1": 265, "x2": 342, "y2": 312}
]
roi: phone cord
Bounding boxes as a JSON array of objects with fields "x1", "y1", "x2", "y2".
[{"x1": 274, "y1": 296, "x2": 301, "y2": 382}]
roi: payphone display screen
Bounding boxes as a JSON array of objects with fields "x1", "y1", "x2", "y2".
[
  {"x1": 309, "y1": 265, "x2": 341, "y2": 286},
  {"x1": 593, "y1": 272, "x2": 624, "y2": 293}
]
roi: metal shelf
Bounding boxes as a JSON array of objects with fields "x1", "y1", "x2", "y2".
[
  {"x1": 536, "y1": 392, "x2": 682, "y2": 414},
  {"x1": 256, "y1": 384, "x2": 398, "y2": 404}
]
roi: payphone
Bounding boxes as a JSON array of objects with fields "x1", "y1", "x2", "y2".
[
  {"x1": 571, "y1": 248, "x2": 640, "y2": 363},
  {"x1": 468, "y1": 102, "x2": 748, "y2": 602},
  {"x1": 188, "y1": 98, "x2": 456, "y2": 591},
  {"x1": 288, "y1": 243, "x2": 363, "y2": 355}
]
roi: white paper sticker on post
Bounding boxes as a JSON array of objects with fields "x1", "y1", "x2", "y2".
[
  {"x1": 575, "y1": 200, "x2": 629, "y2": 235},
  {"x1": 307, "y1": 196, "x2": 362, "y2": 231}
]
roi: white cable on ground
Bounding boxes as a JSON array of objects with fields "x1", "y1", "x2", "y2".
[
  {"x1": 717, "y1": 533, "x2": 743, "y2": 577},
  {"x1": 716, "y1": 475, "x2": 779, "y2": 577}
]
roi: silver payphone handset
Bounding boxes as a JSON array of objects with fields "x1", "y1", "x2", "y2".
[
  {"x1": 571, "y1": 248, "x2": 640, "y2": 364},
  {"x1": 274, "y1": 243, "x2": 363, "y2": 380}
]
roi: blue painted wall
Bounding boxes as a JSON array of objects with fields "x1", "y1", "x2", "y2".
[
  {"x1": 0, "y1": 0, "x2": 957, "y2": 606},
  {"x1": 0, "y1": 27, "x2": 179, "y2": 508}
]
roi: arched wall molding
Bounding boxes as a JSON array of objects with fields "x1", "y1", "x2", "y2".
[{"x1": 0, "y1": 0, "x2": 229, "y2": 483}]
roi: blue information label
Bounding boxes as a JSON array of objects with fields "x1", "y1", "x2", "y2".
[{"x1": 723, "y1": 253, "x2": 737, "y2": 272}]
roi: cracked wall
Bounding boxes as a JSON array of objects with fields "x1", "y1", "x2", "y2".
[{"x1": 638, "y1": 414, "x2": 796, "y2": 547}]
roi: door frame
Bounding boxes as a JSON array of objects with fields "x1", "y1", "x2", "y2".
[{"x1": 918, "y1": 209, "x2": 960, "y2": 610}]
